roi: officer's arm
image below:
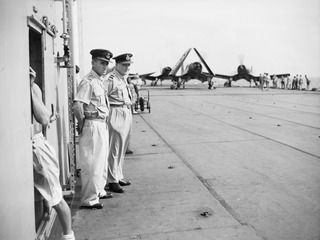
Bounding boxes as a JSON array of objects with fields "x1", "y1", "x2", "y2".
[
  {"x1": 72, "y1": 101, "x2": 85, "y2": 134},
  {"x1": 72, "y1": 101, "x2": 84, "y2": 122},
  {"x1": 31, "y1": 83, "x2": 51, "y2": 126},
  {"x1": 73, "y1": 79, "x2": 92, "y2": 133}
]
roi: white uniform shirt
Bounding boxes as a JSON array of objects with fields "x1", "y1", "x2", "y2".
[
  {"x1": 104, "y1": 69, "x2": 132, "y2": 105},
  {"x1": 74, "y1": 70, "x2": 109, "y2": 118}
]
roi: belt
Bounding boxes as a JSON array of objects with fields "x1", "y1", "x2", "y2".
[
  {"x1": 84, "y1": 111, "x2": 105, "y2": 121},
  {"x1": 84, "y1": 117, "x2": 106, "y2": 122},
  {"x1": 84, "y1": 111, "x2": 98, "y2": 118},
  {"x1": 110, "y1": 104, "x2": 131, "y2": 109}
]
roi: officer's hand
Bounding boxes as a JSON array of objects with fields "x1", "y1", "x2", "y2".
[{"x1": 76, "y1": 120, "x2": 84, "y2": 134}]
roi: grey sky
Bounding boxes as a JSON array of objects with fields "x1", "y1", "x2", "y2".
[{"x1": 80, "y1": 0, "x2": 320, "y2": 77}]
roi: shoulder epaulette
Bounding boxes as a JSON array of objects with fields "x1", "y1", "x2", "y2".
[
  {"x1": 107, "y1": 74, "x2": 115, "y2": 81},
  {"x1": 86, "y1": 72, "x2": 96, "y2": 81}
]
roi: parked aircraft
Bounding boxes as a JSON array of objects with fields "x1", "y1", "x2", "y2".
[
  {"x1": 142, "y1": 48, "x2": 215, "y2": 89},
  {"x1": 142, "y1": 67, "x2": 172, "y2": 86},
  {"x1": 213, "y1": 63, "x2": 290, "y2": 87},
  {"x1": 169, "y1": 48, "x2": 215, "y2": 89},
  {"x1": 128, "y1": 72, "x2": 155, "y2": 85}
]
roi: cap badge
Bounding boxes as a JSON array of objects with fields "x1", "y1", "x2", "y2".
[{"x1": 126, "y1": 55, "x2": 130, "y2": 61}]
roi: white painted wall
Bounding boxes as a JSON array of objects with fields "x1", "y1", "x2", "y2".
[{"x1": 0, "y1": 0, "x2": 71, "y2": 239}]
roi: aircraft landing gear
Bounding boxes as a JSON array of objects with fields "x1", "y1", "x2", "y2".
[
  {"x1": 224, "y1": 80, "x2": 232, "y2": 87},
  {"x1": 208, "y1": 79, "x2": 215, "y2": 89},
  {"x1": 170, "y1": 82, "x2": 178, "y2": 90}
]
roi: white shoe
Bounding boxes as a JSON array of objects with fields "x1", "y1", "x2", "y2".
[{"x1": 61, "y1": 231, "x2": 75, "y2": 240}]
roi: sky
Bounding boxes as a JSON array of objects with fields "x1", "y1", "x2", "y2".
[{"x1": 79, "y1": 0, "x2": 320, "y2": 77}]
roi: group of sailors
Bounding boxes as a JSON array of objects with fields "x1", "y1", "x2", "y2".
[
  {"x1": 30, "y1": 49, "x2": 136, "y2": 240},
  {"x1": 257, "y1": 73, "x2": 311, "y2": 90}
]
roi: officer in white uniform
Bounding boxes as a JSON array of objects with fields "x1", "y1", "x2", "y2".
[
  {"x1": 104, "y1": 53, "x2": 133, "y2": 193},
  {"x1": 73, "y1": 49, "x2": 113, "y2": 209}
]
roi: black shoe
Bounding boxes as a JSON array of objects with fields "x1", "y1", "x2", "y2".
[
  {"x1": 125, "y1": 149, "x2": 134, "y2": 155},
  {"x1": 99, "y1": 192, "x2": 113, "y2": 199},
  {"x1": 119, "y1": 179, "x2": 131, "y2": 186},
  {"x1": 80, "y1": 203, "x2": 103, "y2": 209},
  {"x1": 108, "y1": 183, "x2": 124, "y2": 193}
]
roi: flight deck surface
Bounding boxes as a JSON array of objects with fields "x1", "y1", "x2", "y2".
[{"x1": 72, "y1": 86, "x2": 320, "y2": 240}]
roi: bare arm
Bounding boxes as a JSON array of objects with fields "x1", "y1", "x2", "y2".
[{"x1": 31, "y1": 83, "x2": 51, "y2": 126}]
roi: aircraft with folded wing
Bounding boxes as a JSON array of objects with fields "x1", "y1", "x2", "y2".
[
  {"x1": 212, "y1": 63, "x2": 290, "y2": 87},
  {"x1": 141, "y1": 48, "x2": 215, "y2": 89},
  {"x1": 168, "y1": 48, "x2": 215, "y2": 89}
]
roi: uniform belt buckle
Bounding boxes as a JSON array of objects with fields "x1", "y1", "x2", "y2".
[{"x1": 84, "y1": 111, "x2": 98, "y2": 118}]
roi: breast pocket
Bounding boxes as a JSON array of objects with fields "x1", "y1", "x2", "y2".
[
  {"x1": 115, "y1": 85, "x2": 124, "y2": 100},
  {"x1": 93, "y1": 85, "x2": 105, "y2": 105},
  {"x1": 93, "y1": 85, "x2": 104, "y2": 97}
]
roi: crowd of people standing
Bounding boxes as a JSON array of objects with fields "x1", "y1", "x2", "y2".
[{"x1": 258, "y1": 73, "x2": 311, "y2": 90}]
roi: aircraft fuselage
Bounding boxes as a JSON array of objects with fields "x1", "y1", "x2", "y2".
[
  {"x1": 184, "y1": 62, "x2": 202, "y2": 77},
  {"x1": 237, "y1": 65, "x2": 249, "y2": 75}
]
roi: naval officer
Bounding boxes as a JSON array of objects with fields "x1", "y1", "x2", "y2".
[
  {"x1": 104, "y1": 53, "x2": 133, "y2": 193},
  {"x1": 73, "y1": 49, "x2": 113, "y2": 209}
]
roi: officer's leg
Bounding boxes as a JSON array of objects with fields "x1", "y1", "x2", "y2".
[
  {"x1": 95, "y1": 122, "x2": 108, "y2": 196},
  {"x1": 125, "y1": 108, "x2": 134, "y2": 154},
  {"x1": 108, "y1": 108, "x2": 123, "y2": 183},
  {"x1": 107, "y1": 131, "x2": 120, "y2": 183},
  {"x1": 119, "y1": 109, "x2": 133, "y2": 181},
  {"x1": 102, "y1": 125, "x2": 109, "y2": 191},
  {"x1": 79, "y1": 121, "x2": 101, "y2": 205}
]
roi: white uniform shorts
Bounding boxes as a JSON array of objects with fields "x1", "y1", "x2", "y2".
[{"x1": 33, "y1": 133, "x2": 63, "y2": 207}]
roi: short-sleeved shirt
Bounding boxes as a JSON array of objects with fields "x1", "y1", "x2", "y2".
[
  {"x1": 103, "y1": 69, "x2": 132, "y2": 106},
  {"x1": 74, "y1": 70, "x2": 109, "y2": 118}
]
